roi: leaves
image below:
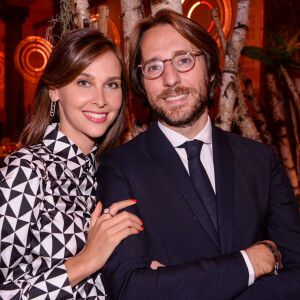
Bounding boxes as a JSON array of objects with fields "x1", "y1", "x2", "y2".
[
  {"x1": 242, "y1": 30, "x2": 300, "y2": 69},
  {"x1": 242, "y1": 46, "x2": 274, "y2": 66},
  {"x1": 263, "y1": 28, "x2": 286, "y2": 47}
]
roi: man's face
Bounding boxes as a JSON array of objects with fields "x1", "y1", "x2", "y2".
[{"x1": 140, "y1": 24, "x2": 209, "y2": 129}]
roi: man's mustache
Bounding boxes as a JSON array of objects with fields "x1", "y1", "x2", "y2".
[{"x1": 157, "y1": 87, "x2": 192, "y2": 99}]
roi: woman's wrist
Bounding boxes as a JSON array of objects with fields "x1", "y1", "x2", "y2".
[{"x1": 64, "y1": 251, "x2": 96, "y2": 287}]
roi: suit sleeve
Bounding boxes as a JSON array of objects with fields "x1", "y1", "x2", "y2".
[
  {"x1": 96, "y1": 155, "x2": 249, "y2": 300},
  {"x1": 236, "y1": 146, "x2": 300, "y2": 300}
]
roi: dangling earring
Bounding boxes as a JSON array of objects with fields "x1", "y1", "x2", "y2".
[{"x1": 50, "y1": 100, "x2": 56, "y2": 117}]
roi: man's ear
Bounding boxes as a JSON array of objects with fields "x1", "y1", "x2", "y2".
[{"x1": 48, "y1": 88, "x2": 59, "y2": 102}]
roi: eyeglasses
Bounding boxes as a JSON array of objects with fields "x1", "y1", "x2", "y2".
[{"x1": 138, "y1": 50, "x2": 203, "y2": 79}]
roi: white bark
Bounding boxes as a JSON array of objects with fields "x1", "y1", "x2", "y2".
[
  {"x1": 233, "y1": 79, "x2": 261, "y2": 142},
  {"x1": 280, "y1": 65, "x2": 300, "y2": 120},
  {"x1": 239, "y1": 67, "x2": 272, "y2": 144},
  {"x1": 151, "y1": 0, "x2": 182, "y2": 15},
  {"x1": 288, "y1": 98, "x2": 300, "y2": 183},
  {"x1": 120, "y1": 0, "x2": 144, "y2": 65},
  {"x1": 98, "y1": 5, "x2": 109, "y2": 35},
  {"x1": 72, "y1": 0, "x2": 91, "y2": 29},
  {"x1": 211, "y1": 8, "x2": 227, "y2": 54},
  {"x1": 215, "y1": 0, "x2": 251, "y2": 131},
  {"x1": 266, "y1": 73, "x2": 300, "y2": 198}
]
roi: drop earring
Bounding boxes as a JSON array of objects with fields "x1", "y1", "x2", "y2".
[{"x1": 50, "y1": 100, "x2": 56, "y2": 117}]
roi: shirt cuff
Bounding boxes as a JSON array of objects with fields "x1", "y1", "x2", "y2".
[{"x1": 240, "y1": 250, "x2": 255, "y2": 286}]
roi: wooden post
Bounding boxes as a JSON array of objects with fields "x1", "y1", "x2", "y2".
[{"x1": 98, "y1": 5, "x2": 109, "y2": 35}]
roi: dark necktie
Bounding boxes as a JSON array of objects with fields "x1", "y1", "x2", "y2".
[{"x1": 179, "y1": 140, "x2": 218, "y2": 232}]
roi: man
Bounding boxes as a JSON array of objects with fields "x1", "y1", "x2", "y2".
[{"x1": 97, "y1": 9, "x2": 300, "y2": 299}]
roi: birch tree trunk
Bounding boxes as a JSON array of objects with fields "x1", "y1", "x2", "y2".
[
  {"x1": 150, "y1": 0, "x2": 182, "y2": 15},
  {"x1": 280, "y1": 65, "x2": 300, "y2": 120},
  {"x1": 266, "y1": 73, "x2": 300, "y2": 199},
  {"x1": 233, "y1": 79, "x2": 262, "y2": 142},
  {"x1": 239, "y1": 67, "x2": 272, "y2": 144},
  {"x1": 211, "y1": 8, "x2": 227, "y2": 53},
  {"x1": 212, "y1": 5, "x2": 260, "y2": 141},
  {"x1": 120, "y1": 0, "x2": 144, "y2": 65},
  {"x1": 215, "y1": 0, "x2": 250, "y2": 131},
  {"x1": 98, "y1": 5, "x2": 109, "y2": 35},
  {"x1": 71, "y1": 0, "x2": 91, "y2": 29},
  {"x1": 289, "y1": 98, "x2": 300, "y2": 183}
]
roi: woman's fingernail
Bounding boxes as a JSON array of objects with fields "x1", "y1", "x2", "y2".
[
  {"x1": 141, "y1": 226, "x2": 144, "y2": 230},
  {"x1": 131, "y1": 199, "x2": 137, "y2": 203},
  {"x1": 140, "y1": 220, "x2": 143, "y2": 225}
]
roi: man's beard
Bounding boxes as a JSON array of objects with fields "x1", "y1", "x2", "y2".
[{"x1": 148, "y1": 84, "x2": 209, "y2": 128}]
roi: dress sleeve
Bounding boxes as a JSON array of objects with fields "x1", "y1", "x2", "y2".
[{"x1": 0, "y1": 152, "x2": 74, "y2": 299}]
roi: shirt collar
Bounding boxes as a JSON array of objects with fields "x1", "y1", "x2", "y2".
[
  {"x1": 42, "y1": 123, "x2": 98, "y2": 177},
  {"x1": 158, "y1": 116, "x2": 212, "y2": 148}
]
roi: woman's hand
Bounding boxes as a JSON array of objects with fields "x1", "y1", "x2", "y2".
[
  {"x1": 150, "y1": 260, "x2": 165, "y2": 269},
  {"x1": 65, "y1": 199, "x2": 143, "y2": 287}
]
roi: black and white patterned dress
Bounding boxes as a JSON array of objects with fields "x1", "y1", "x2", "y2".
[{"x1": 0, "y1": 123, "x2": 105, "y2": 299}]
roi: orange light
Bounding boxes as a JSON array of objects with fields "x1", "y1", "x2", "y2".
[
  {"x1": 14, "y1": 37, "x2": 52, "y2": 83},
  {"x1": 187, "y1": 1, "x2": 214, "y2": 32}
]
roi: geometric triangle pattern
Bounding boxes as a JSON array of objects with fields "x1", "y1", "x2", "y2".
[{"x1": 0, "y1": 123, "x2": 105, "y2": 299}]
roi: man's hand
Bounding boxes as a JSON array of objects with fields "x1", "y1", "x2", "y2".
[{"x1": 245, "y1": 240, "x2": 283, "y2": 279}]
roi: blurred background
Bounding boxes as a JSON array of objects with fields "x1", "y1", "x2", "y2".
[{"x1": 0, "y1": 0, "x2": 299, "y2": 202}]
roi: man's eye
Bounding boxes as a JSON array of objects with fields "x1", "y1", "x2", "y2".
[
  {"x1": 178, "y1": 58, "x2": 192, "y2": 65},
  {"x1": 78, "y1": 80, "x2": 91, "y2": 87},
  {"x1": 147, "y1": 64, "x2": 161, "y2": 72}
]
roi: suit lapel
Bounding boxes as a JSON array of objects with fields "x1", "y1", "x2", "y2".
[
  {"x1": 147, "y1": 122, "x2": 220, "y2": 249},
  {"x1": 212, "y1": 125, "x2": 235, "y2": 254}
]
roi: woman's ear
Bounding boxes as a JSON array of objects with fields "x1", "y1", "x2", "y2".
[
  {"x1": 209, "y1": 74, "x2": 215, "y2": 82},
  {"x1": 48, "y1": 88, "x2": 59, "y2": 102}
]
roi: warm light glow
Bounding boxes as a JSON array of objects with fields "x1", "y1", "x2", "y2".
[
  {"x1": 182, "y1": 0, "x2": 232, "y2": 45},
  {"x1": 188, "y1": 1, "x2": 214, "y2": 32},
  {"x1": 188, "y1": 2, "x2": 201, "y2": 18},
  {"x1": 14, "y1": 37, "x2": 52, "y2": 83},
  {"x1": 0, "y1": 51, "x2": 4, "y2": 90}
]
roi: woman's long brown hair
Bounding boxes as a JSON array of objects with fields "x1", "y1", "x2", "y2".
[{"x1": 19, "y1": 28, "x2": 128, "y2": 157}]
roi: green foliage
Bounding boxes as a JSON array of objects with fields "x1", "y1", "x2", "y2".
[
  {"x1": 263, "y1": 29, "x2": 286, "y2": 47},
  {"x1": 242, "y1": 30, "x2": 300, "y2": 70},
  {"x1": 242, "y1": 46, "x2": 274, "y2": 66}
]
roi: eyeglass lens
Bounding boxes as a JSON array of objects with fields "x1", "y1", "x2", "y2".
[{"x1": 142, "y1": 52, "x2": 196, "y2": 79}]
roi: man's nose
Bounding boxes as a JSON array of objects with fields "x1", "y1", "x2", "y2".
[{"x1": 162, "y1": 61, "x2": 181, "y2": 87}]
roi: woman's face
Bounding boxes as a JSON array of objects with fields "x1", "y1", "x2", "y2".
[{"x1": 50, "y1": 51, "x2": 123, "y2": 154}]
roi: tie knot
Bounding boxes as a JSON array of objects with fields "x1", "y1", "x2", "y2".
[{"x1": 179, "y1": 140, "x2": 204, "y2": 158}]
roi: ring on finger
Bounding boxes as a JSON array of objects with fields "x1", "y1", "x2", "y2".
[{"x1": 103, "y1": 208, "x2": 114, "y2": 217}]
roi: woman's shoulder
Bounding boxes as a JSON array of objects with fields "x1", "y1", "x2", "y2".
[{"x1": 0, "y1": 144, "x2": 47, "y2": 180}]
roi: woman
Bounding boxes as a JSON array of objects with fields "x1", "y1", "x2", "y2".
[{"x1": 0, "y1": 28, "x2": 143, "y2": 299}]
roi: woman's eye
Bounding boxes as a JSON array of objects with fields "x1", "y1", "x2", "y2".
[
  {"x1": 78, "y1": 80, "x2": 91, "y2": 87},
  {"x1": 106, "y1": 82, "x2": 119, "y2": 88}
]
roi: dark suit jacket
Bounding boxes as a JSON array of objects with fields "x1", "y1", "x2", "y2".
[{"x1": 96, "y1": 122, "x2": 300, "y2": 300}]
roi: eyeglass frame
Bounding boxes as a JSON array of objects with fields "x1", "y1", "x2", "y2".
[{"x1": 138, "y1": 50, "x2": 204, "y2": 80}]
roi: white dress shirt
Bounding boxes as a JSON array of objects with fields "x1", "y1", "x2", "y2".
[{"x1": 158, "y1": 117, "x2": 255, "y2": 286}]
